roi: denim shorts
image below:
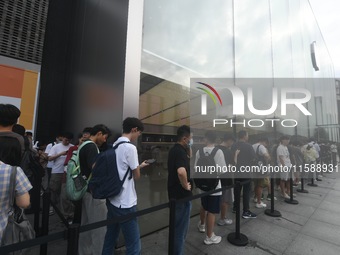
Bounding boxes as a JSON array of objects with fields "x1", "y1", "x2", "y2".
[{"x1": 201, "y1": 195, "x2": 221, "y2": 214}]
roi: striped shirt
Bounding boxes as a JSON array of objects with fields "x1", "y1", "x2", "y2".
[{"x1": 0, "y1": 161, "x2": 32, "y2": 241}]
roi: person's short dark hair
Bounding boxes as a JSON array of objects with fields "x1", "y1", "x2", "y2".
[
  {"x1": 177, "y1": 125, "x2": 190, "y2": 141},
  {"x1": 238, "y1": 130, "x2": 247, "y2": 139},
  {"x1": 0, "y1": 136, "x2": 22, "y2": 165},
  {"x1": 258, "y1": 137, "x2": 269, "y2": 143},
  {"x1": 25, "y1": 131, "x2": 33, "y2": 137},
  {"x1": 291, "y1": 140, "x2": 302, "y2": 146},
  {"x1": 279, "y1": 135, "x2": 290, "y2": 142},
  {"x1": 0, "y1": 104, "x2": 21, "y2": 127},
  {"x1": 63, "y1": 132, "x2": 74, "y2": 140},
  {"x1": 205, "y1": 131, "x2": 217, "y2": 143},
  {"x1": 82, "y1": 127, "x2": 93, "y2": 134},
  {"x1": 12, "y1": 124, "x2": 26, "y2": 136},
  {"x1": 91, "y1": 124, "x2": 111, "y2": 137},
  {"x1": 122, "y1": 118, "x2": 144, "y2": 134},
  {"x1": 222, "y1": 133, "x2": 235, "y2": 142}
]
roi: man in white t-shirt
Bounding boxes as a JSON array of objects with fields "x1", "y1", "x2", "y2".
[
  {"x1": 102, "y1": 118, "x2": 148, "y2": 255},
  {"x1": 195, "y1": 131, "x2": 224, "y2": 245},
  {"x1": 276, "y1": 136, "x2": 292, "y2": 199},
  {"x1": 48, "y1": 132, "x2": 73, "y2": 214},
  {"x1": 44, "y1": 134, "x2": 62, "y2": 188}
]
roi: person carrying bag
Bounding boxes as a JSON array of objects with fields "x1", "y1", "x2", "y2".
[{"x1": 1, "y1": 167, "x2": 35, "y2": 254}]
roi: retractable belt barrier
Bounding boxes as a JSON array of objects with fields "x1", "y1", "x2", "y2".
[{"x1": 0, "y1": 179, "x2": 256, "y2": 255}]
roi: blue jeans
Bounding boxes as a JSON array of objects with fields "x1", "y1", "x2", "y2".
[
  {"x1": 174, "y1": 201, "x2": 192, "y2": 255},
  {"x1": 102, "y1": 201, "x2": 141, "y2": 255}
]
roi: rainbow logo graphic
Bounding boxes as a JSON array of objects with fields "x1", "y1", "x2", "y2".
[{"x1": 196, "y1": 82, "x2": 222, "y2": 115}]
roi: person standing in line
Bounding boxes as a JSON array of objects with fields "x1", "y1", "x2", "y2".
[
  {"x1": 167, "y1": 125, "x2": 193, "y2": 255},
  {"x1": 252, "y1": 137, "x2": 273, "y2": 208},
  {"x1": 231, "y1": 130, "x2": 257, "y2": 219},
  {"x1": 44, "y1": 134, "x2": 62, "y2": 188},
  {"x1": 0, "y1": 136, "x2": 32, "y2": 242},
  {"x1": 0, "y1": 104, "x2": 25, "y2": 155},
  {"x1": 277, "y1": 136, "x2": 292, "y2": 198},
  {"x1": 77, "y1": 124, "x2": 110, "y2": 255},
  {"x1": 102, "y1": 118, "x2": 148, "y2": 255},
  {"x1": 215, "y1": 133, "x2": 235, "y2": 226},
  {"x1": 48, "y1": 132, "x2": 74, "y2": 215},
  {"x1": 195, "y1": 131, "x2": 224, "y2": 245},
  {"x1": 0, "y1": 104, "x2": 31, "y2": 242}
]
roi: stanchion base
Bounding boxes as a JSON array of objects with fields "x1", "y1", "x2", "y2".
[
  {"x1": 227, "y1": 232, "x2": 248, "y2": 246},
  {"x1": 264, "y1": 209, "x2": 281, "y2": 217},
  {"x1": 284, "y1": 198, "x2": 299, "y2": 204},
  {"x1": 307, "y1": 183, "x2": 318, "y2": 187},
  {"x1": 296, "y1": 189, "x2": 309, "y2": 193}
]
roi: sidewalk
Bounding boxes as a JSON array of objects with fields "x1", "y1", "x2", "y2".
[
  {"x1": 135, "y1": 170, "x2": 340, "y2": 255},
  {"x1": 28, "y1": 170, "x2": 340, "y2": 255}
]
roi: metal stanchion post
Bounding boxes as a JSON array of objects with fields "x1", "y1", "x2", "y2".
[
  {"x1": 34, "y1": 176, "x2": 42, "y2": 235},
  {"x1": 67, "y1": 224, "x2": 80, "y2": 255},
  {"x1": 307, "y1": 167, "x2": 318, "y2": 187},
  {"x1": 265, "y1": 175, "x2": 281, "y2": 217},
  {"x1": 285, "y1": 170, "x2": 298, "y2": 204},
  {"x1": 227, "y1": 181, "x2": 248, "y2": 246},
  {"x1": 40, "y1": 189, "x2": 51, "y2": 255},
  {"x1": 296, "y1": 170, "x2": 308, "y2": 193},
  {"x1": 168, "y1": 199, "x2": 176, "y2": 255}
]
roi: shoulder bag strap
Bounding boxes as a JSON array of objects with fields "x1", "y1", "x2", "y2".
[
  {"x1": 256, "y1": 144, "x2": 261, "y2": 156},
  {"x1": 113, "y1": 141, "x2": 132, "y2": 181},
  {"x1": 210, "y1": 147, "x2": 219, "y2": 158},
  {"x1": 8, "y1": 166, "x2": 17, "y2": 209}
]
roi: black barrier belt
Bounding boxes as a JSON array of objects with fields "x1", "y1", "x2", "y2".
[
  {"x1": 80, "y1": 180, "x2": 251, "y2": 233},
  {"x1": 178, "y1": 179, "x2": 250, "y2": 204},
  {"x1": 0, "y1": 231, "x2": 65, "y2": 254},
  {"x1": 0, "y1": 179, "x2": 250, "y2": 253}
]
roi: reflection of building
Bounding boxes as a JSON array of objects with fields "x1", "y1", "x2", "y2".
[{"x1": 1, "y1": 0, "x2": 339, "y2": 237}]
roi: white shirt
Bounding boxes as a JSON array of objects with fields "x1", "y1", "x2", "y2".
[
  {"x1": 277, "y1": 144, "x2": 291, "y2": 167},
  {"x1": 48, "y1": 143, "x2": 73, "y2": 174},
  {"x1": 194, "y1": 146, "x2": 224, "y2": 196},
  {"x1": 45, "y1": 142, "x2": 56, "y2": 168},
  {"x1": 109, "y1": 137, "x2": 139, "y2": 208}
]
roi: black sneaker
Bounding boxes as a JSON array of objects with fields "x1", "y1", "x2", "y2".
[{"x1": 242, "y1": 210, "x2": 257, "y2": 219}]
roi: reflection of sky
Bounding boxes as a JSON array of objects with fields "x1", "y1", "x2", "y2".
[{"x1": 142, "y1": 0, "x2": 335, "y2": 81}]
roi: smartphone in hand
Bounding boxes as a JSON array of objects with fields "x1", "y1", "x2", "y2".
[{"x1": 145, "y1": 159, "x2": 156, "y2": 164}]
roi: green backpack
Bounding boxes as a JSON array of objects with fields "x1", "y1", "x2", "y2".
[{"x1": 66, "y1": 140, "x2": 98, "y2": 201}]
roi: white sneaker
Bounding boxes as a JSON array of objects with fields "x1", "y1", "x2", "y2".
[
  {"x1": 217, "y1": 218, "x2": 233, "y2": 226},
  {"x1": 266, "y1": 195, "x2": 277, "y2": 201},
  {"x1": 197, "y1": 221, "x2": 205, "y2": 233},
  {"x1": 281, "y1": 193, "x2": 290, "y2": 199},
  {"x1": 255, "y1": 202, "x2": 267, "y2": 208},
  {"x1": 204, "y1": 233, "x2": 222, "y2": 245}
]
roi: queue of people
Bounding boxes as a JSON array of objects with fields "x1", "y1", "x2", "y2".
[{"x1": 1, "y1": 102, "x2": 338, "y2": 255}]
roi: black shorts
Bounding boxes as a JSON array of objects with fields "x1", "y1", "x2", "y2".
[{"x1": 201, "y1": 196, "x2": 221, "y2": 214}]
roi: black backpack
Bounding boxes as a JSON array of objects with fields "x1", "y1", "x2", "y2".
[
  {"x1": 194, "y1": 147, "x2": 219, "y2": 192},
  {"x1": 20, "y1": 138, "x2": 45, "y2": 179},
  {"x1": 89, "y1": 141, "x2": 133, "y2": 199}
]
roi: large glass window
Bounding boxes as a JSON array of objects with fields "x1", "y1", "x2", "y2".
[{"x1": 137, "y1": 0, "x2": 339, "y2": 236}]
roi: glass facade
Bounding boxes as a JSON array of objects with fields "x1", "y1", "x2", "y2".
[{"x1": 136, "y1": 0, "x2": 338, "y2": 235}]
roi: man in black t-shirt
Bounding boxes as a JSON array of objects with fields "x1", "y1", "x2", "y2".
[
  {"x1": 231, "y1": 130, "x2": 257, "y2": 219},
  {"x1": 167, "y1": 125, "x2": 192, "y2": 255},
  {"x1": 77, "y1": 124, "x2": 111, "y2": 255}
]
